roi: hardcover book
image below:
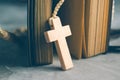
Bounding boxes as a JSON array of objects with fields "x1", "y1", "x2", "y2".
[
  {"x1": 28, "y1": 0, "x2": 53, "y2": 65},
  {"x1": 0, "y1": 0, "x2": 53, "y2": 66},
  {"x1": 58, "y1": 0, "x2": 113, "y2": 58}
]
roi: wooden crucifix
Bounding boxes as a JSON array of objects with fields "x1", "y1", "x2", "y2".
[{"x1": 44, "y1": 16, "x2": 73, "y2": 70}]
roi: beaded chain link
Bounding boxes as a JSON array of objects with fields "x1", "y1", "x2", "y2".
[
  {"x1": 52, "y1": 0, "x2": 64, "y2": 18},
  {"x1": 0, "y1": 27, "x2": 9, "y2": 39}
]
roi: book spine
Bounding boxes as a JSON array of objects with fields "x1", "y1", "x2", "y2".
[
  {"x1": 95, "y1": 0, "x2": 105, "y2": 55},
  {"x1": 105, "y1": 0, "x2": 113, "y2": 52},
  {"x1": 85, "y1": 0, "x2": 99, "y2": 57},
  {"x1": 27, "y1": 0, "x2": 53, "y2": 66}
]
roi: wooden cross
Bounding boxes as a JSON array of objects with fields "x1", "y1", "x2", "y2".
[{"x1": 44, "y1": 17, "x2": 73, "y2": 70}]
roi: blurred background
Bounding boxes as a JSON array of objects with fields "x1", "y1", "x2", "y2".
[
  {"x1": 0, "y1": 0, "x2": 27, "y2": 31},
  {"x1": 0, "y1": 0, "x2": 27, "y2": 4},
  {"x1": 0, "y1": 0, "x2": 28, "y2": 66}
]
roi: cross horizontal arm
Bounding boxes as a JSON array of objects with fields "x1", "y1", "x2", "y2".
[
  {"x1": 62, "y1": 25, "x2": 72, "y2": 37},
  {"x1": 44, "y1": 30, "x2": 58, "y2": 43}
]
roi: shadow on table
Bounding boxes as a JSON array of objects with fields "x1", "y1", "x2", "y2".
[
  {"x1": 110, "y1": 29, "x2": 120, "y2": 40},
  {"x1": 108, "y1": 29, "x2": 120, "y2": 53},
  {"x1": 108, "y1": 46, "x2": 120, "y2": 53}
]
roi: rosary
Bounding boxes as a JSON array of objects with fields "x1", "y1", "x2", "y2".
[{"x1": 44, "y1": 0, "x2": 73, "y2": 70}]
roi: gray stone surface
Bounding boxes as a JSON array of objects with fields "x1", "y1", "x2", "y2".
[
  {"x1": 0, "y1": 0, "x2": 120, "y2": 80},
  {"x1": 0, "y1": 54, "x2": 120, "y2": 80}
]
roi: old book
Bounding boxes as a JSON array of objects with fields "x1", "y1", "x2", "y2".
[
  {"x1": 57, "y1": 0, "x2": 85, "y2": 59},
  {"x1": 84, "y1": 0, "x2": 113, "y2": 57},
  {"x1": 28, "y1": 0, "x2": 53, "y2": 65},
  {"x1": 0, "y1": 0, "x2": 53, "y2": 66},
  {"x1": 58, "y1": 0, "x2": 113, "y2": 58}
]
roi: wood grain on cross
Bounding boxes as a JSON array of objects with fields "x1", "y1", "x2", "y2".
[{"x1": 44, "y1": 17, "x2": 73, "y2": 70}]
